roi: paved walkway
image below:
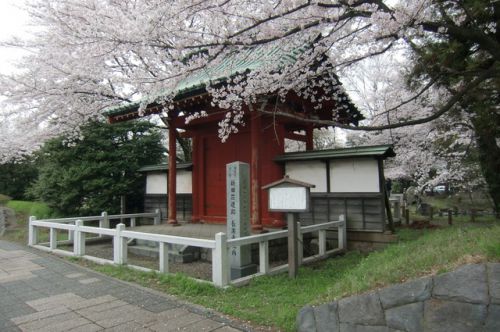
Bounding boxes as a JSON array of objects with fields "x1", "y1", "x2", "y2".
[{"x1": 0, "y1": 240, "x2": 253, "y2": 332}]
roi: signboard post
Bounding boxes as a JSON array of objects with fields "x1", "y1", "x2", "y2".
[
  {"x1": 263, "y1": 176, "x2": 314, "y2": 278},
  {"x1": 226, "y1": 162, "x2": 257, "y2": 279}
]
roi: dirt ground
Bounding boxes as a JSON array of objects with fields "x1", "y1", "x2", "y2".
[{"x1": 81, "y1": 242, "x2": 214, "y2": 281}]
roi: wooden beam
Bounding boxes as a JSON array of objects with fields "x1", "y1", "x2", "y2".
[
  {"x1": 250, "y1": 112, "x2": 263, "y2": 231},
  {"x1": 284, "y1": 131, "x2": 308, "y2": 142},
  {"x1": 191, "y1": 135, "x2": 200, "y2": 223},
  {"x1": 378, "y1": 158, "x2": 394, "y2": 232},
  {"x1": 178, "y1": 130, "x2": 195, "y2": 138},
  {"x1": 167, "y1": 118, "x2": 178, "y2": 225},
  {"x1": 305, "y1": 126, "x2": 314, "y2": 151}
]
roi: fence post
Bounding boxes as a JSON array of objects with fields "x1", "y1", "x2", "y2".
[
  {"x1": 401, "y1": 202, "x2": 405, "y2": 221},
  {"x1": 154, "y1": 209, "x2": 161, "y2": 225},
  {"x1": 318, "y1": 230, "x2": 326, "y2": 256},
  {"x1": 130, "y1": 217, "x2": 136, "y2": 228},
  {"x1": 338, "y1": 214, "x2": 347, "y2": 250},
  {"x1": 101, "y1": 211, "x2": 109, "y2": 228},
  {"x1": 100, "y1": 211, "x2": 109, "y2": 238},
  {"x1": 68, "y1": 221, "x2": 74, "y2": 243},
  {"x1": 113, "y1": 223, "x2": 127, "y2": 265},
  {"x1": 448, "y1": 209, "x2": 453, "y2": 225},
  {"x1": 297, "y1": 221, "x2": 303, "y2": 265},
  {"x1": 212, "y1": 232, "x2": 229, "y2": 287},
  {"x1": 259, "y1": 241, "x2": 269, "y2": 274},
  {"x1": 287, "y1": 213, "x2": 299, "y2": 278},
  {"x1": 73, "y1": 220, "x2": 85, "y2": 256},
  {"x1": 49, "y1": 228, "x2": 58, "y2": 250},
  {"x1": 159, "y1": 242, "x2": 169, "y2": 273},
  {"x1": 28, "y1": 216, "x2": 38, "y2": 246},
  {"x1": 393, "y1": 201, "x2": 401, "y2": 221}
]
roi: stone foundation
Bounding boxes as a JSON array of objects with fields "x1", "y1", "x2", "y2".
[{"x1": 297, "y1": 263, "x2": 500, "y2": 332}]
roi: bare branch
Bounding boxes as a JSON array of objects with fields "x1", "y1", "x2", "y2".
[{"x1": 259, "y1": 68, "x2": 495, "y2": 131}]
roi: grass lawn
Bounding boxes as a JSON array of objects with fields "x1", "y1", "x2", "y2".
[
  {"x1": 81, "y1": 222, "x2": 500, "y2": 331},
  {"x1": 1, "y1": 200, "x2": 57, "y2": 243},
  {"x1": 418, "y1": 191, "x2": 492, "y2": 212},
  {"x1": 6, "y1": 200, "x2": 55, "y2": 219},
  {"x1": 2, "y1": 199, "x2": 499, "y2": 331}
]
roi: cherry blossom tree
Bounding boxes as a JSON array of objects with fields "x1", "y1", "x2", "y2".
[
  {"x1": 0, "y1": 0, "x2": 498, "y2": 214},
  {"x1": 345, "y1": 53, "x2": 485, "y2": 194}
]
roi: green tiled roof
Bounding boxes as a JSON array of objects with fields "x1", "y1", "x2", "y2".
[
  {"x1": 138, "y1": 162, "x2": 193, "y2": 172},
  {"x1": 105, "y1": 44, "x2": 307, "y2": 117},
  {"x1": 274, "y1": 145, "x2": 396, "y2": 162}
]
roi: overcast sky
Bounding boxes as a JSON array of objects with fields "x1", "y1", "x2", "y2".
[{"x1": 0, "y1": 0, "x2": 29, "y2": 74}]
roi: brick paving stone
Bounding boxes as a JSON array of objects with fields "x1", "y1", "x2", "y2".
[
  {"x1": 11, "y1": 306, "x2": 71, "y2": 325},
  {"x1": 213, "y1": 326, "x2": 244, "y2": 332},
  {"x1": 94, "y1": 315, "x2": 139, "y2": 329},
  {"x1": 1, "y1": 240, "x2": 249, "y2": 332},
  {"x1": 68, "y1": 323, "x2": 104, "y2": 332},
  {"x1": 27, "y1": 293, "x2": 84, "y2": 311},
  {"x1": 142, "y1": 301, "x2": 180, "y2": 313},
  {"x1": 68, "y1": 295, "x2": 116, "y2": 310},
  {"x1": 179, "y1": 318, "x2": 225, "y2": 331},
  {"x1": 103, "y1": 321, "x2": 151, "y2": 332},
  {"x1": 13, "y1": 291, "x2": 47, "y2": 302},
  {"x1": 17, "y1": 311, "x2": 83, "y2": 331},
  {"x1": 79, "y1": 277, "x2": 101, "y2": 284},
  {"x1": 0, "y1": 305, "x2": 35, "y2": 319},
  {"x1": 34, "y1": 317, "x2": 92, "y2": 332},
  {"x1": 153, "y1": 307, "x2": 192, "y2": 320},
  {"x1": 94, "y1": 307, "x2": 158, "y2": 328},
  {"x1": 0, "y1": 319, "x2": 22, "y2": 332},
  {"x1": 148, "y1": 312, "x2": 206, "y2": 331},
  {"x1": 75, "y1": 299, "x2": 130, "y2": 317}
]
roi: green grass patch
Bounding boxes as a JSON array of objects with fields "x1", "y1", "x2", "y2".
[
  {"x1": 81, "y1": 223, "x2": 500, "y2": 331},
  {"x1": 422, "y1": 192, "x2": 493, "y2": 211},
  {"x1": 6, "y1": 200, "x2": 55, "y2": 220},
  {"x1": 1, "y1": 200, "x2": 56, "y2": 243},
  {"x1": 0, "y1": 194, "x2": 12, "y2": 205}
]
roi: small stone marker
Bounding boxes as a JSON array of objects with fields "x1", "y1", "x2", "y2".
[{"x1": 226, "y1": 161, "x2": 256, "y2": 279}]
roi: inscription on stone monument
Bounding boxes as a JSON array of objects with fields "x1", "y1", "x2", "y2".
[{"x1": 226, "y1": 161, "x2": 254, "y2": 277}]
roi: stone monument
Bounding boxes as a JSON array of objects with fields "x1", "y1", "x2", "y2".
[{"x1": 226, "y1": 161, "x2": 257, "y2": 279}]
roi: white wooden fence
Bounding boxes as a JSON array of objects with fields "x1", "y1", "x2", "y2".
[{"x1": 28, "y1": 213, "x2": 346, "y2": 287}]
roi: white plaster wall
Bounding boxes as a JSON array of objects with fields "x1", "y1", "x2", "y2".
[
  {"x1": 285, "y1": 161, "x2": 327, "y2": 193},
  {"x1": 145, "y1": 170, "x2": 193, "y2": 194},
  {"x1": 146, "y1": 173, "x2": 167, "y2": 194},
  {"x1": 176, "y1": 170, "x2": 193, "y2": 194},
  {"x1": 330, "y1": 158, "x2": 380, "y2": 192}
]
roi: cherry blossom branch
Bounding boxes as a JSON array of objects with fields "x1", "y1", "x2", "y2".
[{"x1": 259, "y1": 67, "x2": 495, "y2": 131}]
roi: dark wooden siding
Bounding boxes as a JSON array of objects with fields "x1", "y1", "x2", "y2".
[
  {"x1": 298, "y1": 193, "x2": 385, "y2": 231},
  {"x1": 144, "y1": 194, "x2": 193, "y2": 222},
  {"x1": 145, "y1": 192, "x2": 384, "y2": 230}
]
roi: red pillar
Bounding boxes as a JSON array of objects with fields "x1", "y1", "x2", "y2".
[
  {"x1": 191, "y1": 135, "x2": 202, "y2": 223},
  {"x1": 250, "y1": 111, "x2": 263, "y2": 231},
  {"x1": 195, "y1": 136, "x2": 205, "y2": 222},
  {"x1": 167, "y1": 119, "x2": 178, "y2": 225},
  {"x1": 306, "y1": 126, "x2": 314, "y2": 151}
]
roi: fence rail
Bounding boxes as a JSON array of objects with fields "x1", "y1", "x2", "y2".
[{"x1": 28, "y1": 213, "x2": 346, "y2": 287}]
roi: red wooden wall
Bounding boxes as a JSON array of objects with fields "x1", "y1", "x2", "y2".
[{"x1": 190, "y1": 114, "x2": 286, "y2": 227}]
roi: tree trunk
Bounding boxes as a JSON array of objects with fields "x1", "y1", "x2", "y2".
[{"x1": 471, "y1": 108, "x2": 500, "y2": 219}]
